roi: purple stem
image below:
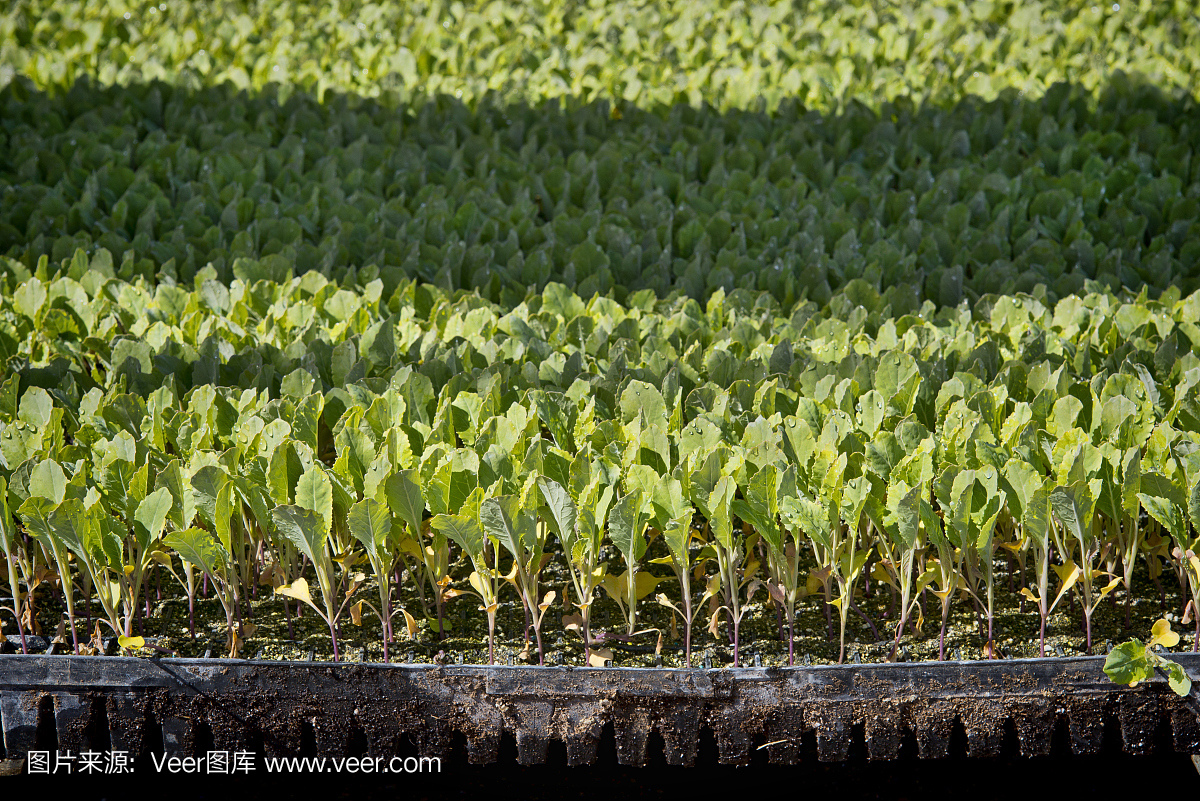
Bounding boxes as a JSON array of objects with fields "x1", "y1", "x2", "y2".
[
  {"x1": 436, "y1": 594, "x2": 444, "y2": 641},
  {"x1": 732, "y1": 614, "x2": 740, "y2": 668},
  {"x1": 15, "y1": 605, "x2": 28, "y2": 654},
  {"x1": 522, "y1": 600, "x2": 531, "y2": 651},
  {"x1": 850, "y1": 597, "x2": 880, "y2": 640},
  {"x1": 282, "y1": 595, "x2": 295, "y2": 640},
  {"x1": 252, "y1": 541, "x2": 261, "y2": 600}
]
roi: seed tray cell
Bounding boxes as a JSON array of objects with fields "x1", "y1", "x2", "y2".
[{"x1": 1, "y1": 653, "x2": 1198, "y2": 772}]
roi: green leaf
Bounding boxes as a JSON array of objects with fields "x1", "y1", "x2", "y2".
[
  {"x1": 481, "y1": 494, "x2": 537, "y2": 563},
  {"x1": 0, "y1": 477, "x2": 16, "y2": 561},
  {"x1": 134, "y1": 487, "x2": 173, "y2": 545},
  {"x1": 267, "y1": 440, "x2": 305, "y2": 506},
  {"x1": 660, "y1": 508, "x2": 695, "y2": 568},
  {"x1": 155, "y1": 459, "x2": 197, "y2": 532},
  {"x1": 18, "y1": 387, "x2": 53, "y2": 429},
  {"x1": 685, "y1": 446, "x2": 727, "y2": 519},
  {"x1": 190, "y1": 465, "x2": 229, "y2": 530},
  {"x1": 609, "y1": 490, "x2": 648, "y2": 566},
  {"x1": 292, "y1": 393, "x2": 324, "y2": 454},
  {"x1": 1023, "y1": 483, "x2": 1053, "y2": 548},
  {"x1": 679, "y1": 417, "x2": 724, "y2": 462},
  {"x1": 1138, "y1": 493, "x2": 1187, "y2": 544},
  {"x1": 537, "y1": 476, "x2": 577, "y2": 541},
  {"x1": 271, "y1": 504, "x2": 328, "y2": 564},
  {"x1": 620, "y1": 380, "x2": 667, "y2": 428},
  {"x1": 857, "y1": 389, "x2": 885, "y2": 436},
  {"x1": 708, "y1": 475, "x2": 738, "y2": 550},
  {"x1": 385, "y1": 469, "x2": 426, "y2": 537},
  {"x1": 28, "y1": 459, "x2": 66, "y2": 505},
  {"x1": 13, "y1": 277, "x2": 46, "y2": 323},
  {"x1": 782, "y1": 494, "x2": 829, "y2": 546},
  {"x1": 429, "y1": 451, "x2": 479, "y2": 514},
  {"x1": 891, "y1": 484, "x2": 922, "y2": 550},
  {"x1": 214, "y1": 481, "x2": 235, "y2": 553},
  {"x1": 1162, "y1": 660, "x2": 1193, "y2": 697},
  {"x1": 347, "y1": 497, "x2": 392, "y2": 558},
  {"x1": 1104, "y1": 640, "x2": 1154, "y2": 687},
  {"x1": 295, "y1": 466, "x2": 333, "y2": 535},
  {"x1": 1051, "y1": 482, "x2": 1097, "y2": 547},
  {"x1": 1189, "y1": 477, "x2": 1200, "y2": 535},
  {"x1": 431, "y1": 511, "x2": 485, "y2": 560},
  {"x1": 164, "y1": 527, "x2": 226, "y2": 576},
  {"x1": 649, "y1": 477, "x2": 690, "y2": 531}
]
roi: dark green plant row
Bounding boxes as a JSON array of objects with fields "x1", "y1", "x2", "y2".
[
  {"x1": 2, "y1": 75, "x2": 1200, "y2": 311},
  {"x1": 0, "y1": 269, "x2": 1198, "y2": 665}
]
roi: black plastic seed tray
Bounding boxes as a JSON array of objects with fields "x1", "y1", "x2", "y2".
[{"x1": 1, "y1": 654, "x2": 1198, "y2": 774}]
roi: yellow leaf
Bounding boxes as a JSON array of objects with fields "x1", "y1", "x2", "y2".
[
  {"x1": 806, "y1": 570, "x2": 826, "y2": 595},
  {"x1": 588, "y1": 647, "x2": 613, "y2": 667},
  {"x1": 708, "y1": 608, "x2": 722, "y2": 638},
  {"x1": 403, "y1": 608, "x2": 419, "y2": 638},
  {"x1": 701, "y1": 574, "x2": 722, "y2": 603},
  {"x1": 277, "y1": 577, "x2": 315, "y2": 607},
  {"x1": 598, "y1": 574, "x2": 622, "y2": 605},
  {"x1": 118, "y1": 635, "x2": 144, "y2": 650},
  {"x1": 634, "y1": 572, "x2": 666, "y2": 600},
  {"x1": 1150, "y1": 618, "x2": 1180, "y2": 649},
  {"x1": 1019, "y1": 587, "x2": 1039, "y2": 603},
  {"x1": 744, "y1": 578, "x2": 760, "y2": 604},
  {"x1": 562, "y1": 613, "x2": 583, "y2": 633},
  {"x1": 871, "y1": 561, "x2": 898, "y2": 590},
  {"x1": 1050, "y1": 562, "x2": 1081, "y2": 612},
  {"x1": 123, "y1": 564, "x2": 136, "y2": 576},
  {"x1": 538, "y1": 590, "x2": 557, "y2": 612},
  {"x1": 655, "y1": 593, "x2": 681, "y2": 616},
  {"x1": 1053, "y1": 560, "x2": 1080, "y2": 584},
  {"x1": 350, "y1": 600, "x2": 364, "y2": 626}
]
